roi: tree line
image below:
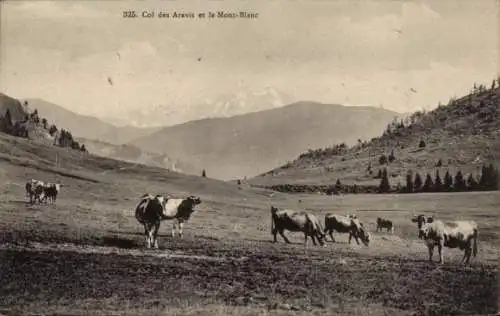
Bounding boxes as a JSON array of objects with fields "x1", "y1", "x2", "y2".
[
  {"x1": 377, "y1": 164, "x2": 499, "y2": 193},
  {"x1": 1, "y1": 101, "x2": 86, "y2": 152}
]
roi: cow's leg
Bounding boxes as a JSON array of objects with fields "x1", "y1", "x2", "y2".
[
  {"x1": 272, "y1": 227, "x2": 278, "y2": 243},
  {"x1": 462, "y1": 242, "x2": 472, "y2": 264},
  {"x1": 153, "y1": 222, "x2": 160, "y2": 249},
  {"x1": 145, "y1": 223, "x2": 152, "y2": 248},
  {"x1": 310, "y1": 234, "x2": 317, "y2": 246},
  {"x1": 437, "y1": 241, "x2": 444, "y2": 264},
  {"x1": 427, "y1": 244, "x2": 434, "y2": 262},
  {"x1": 279, "y1": 230, "x2": 291, "y2": 243},
  {"x1": 172, "y1": 221, "x2": 177, "y2": 238},
  {"x1": 329, "y1": 230, "x2": 336, "y2": 243},
  {"x1": 178, "y1": 221, "x2": 184, "y2": 238},
  {"x1": 461, "y1": 249, "x2": 468, "y2": 264},
  {"x1": 349, "y1": 233, "x2": 360, "y2": 245},
  {"x1": 303, "y1": 233, "x2": 308, "y2": 246}
]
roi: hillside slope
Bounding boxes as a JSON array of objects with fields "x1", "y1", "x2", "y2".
[
  {"x1": 76, "y1": 137, "x2": 199, "y2": 175},
  {"x1": 0, "y1": 132, "x2": 279, "y2": 206},
  {"x1": 250, "y1": 84, "x2": 500, "y2": 188},
  {"x1": 0, "y1": 93, "x2": 28, "y2": 121},
  {"x1": 24, "y1": 99, "x2": 160, "y2": 144},
  {"x1": 129, "y1": 102, "x2": 399, "y2": 180}
]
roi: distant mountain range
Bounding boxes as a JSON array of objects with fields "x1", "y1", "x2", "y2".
[
  {"x1": 13, "y1": 94, "x2": 400, "y2": 181},
  {"x1": 95, "y1": 87, "x2": 293, "y2": 127},
  {"x1": 23, "y1": 99, "x2": 160, "y2": 144},
  {"x1": 129, "y1": 101, "x2": 399, "y2": 180}
]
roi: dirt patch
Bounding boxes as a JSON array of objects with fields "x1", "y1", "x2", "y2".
[
  {"x1": 0, "y1": 242, "x2": 248, "y2": 262},
  {"x1": 0, "y1": 238, "x2": 497, "y2": 315}
]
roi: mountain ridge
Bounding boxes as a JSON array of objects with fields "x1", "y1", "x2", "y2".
[
  {"x1": 23, "y1": 98, "x2": 161, "y2": 144},
  {"x1": 249, "y1": 80, "x2": 500, "y2": 192},
  {"x1": 129, "y1": 101, "x2": 400, "y2": 180}
]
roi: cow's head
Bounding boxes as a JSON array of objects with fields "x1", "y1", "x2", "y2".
[
  {"x1": 186, "y1": 196, "x2": 202, "y2": 206},
  {"x1": 412, "y1": 215, "x2": 434, "y2": 229},
  {"x1": 418, "y1": 224, "x2": 431, "y2": 240},
  {"x1": 317, "y1": 230, "x2": 327, "y2": 246},
  {"x1": 360, "y1": 228, "x2": 371, "y2": 246},
  {"x1": 270, "y1": 206, "x2": 278, "y2": 214},
  {"x1": 154, "y1": 194, "x2": 171, "y2": 208}
]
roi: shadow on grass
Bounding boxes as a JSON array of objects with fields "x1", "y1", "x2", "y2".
[{"x1": 98, "y1": 236, "x2": 138, "y2": 249}]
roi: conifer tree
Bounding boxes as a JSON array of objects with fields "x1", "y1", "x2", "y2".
[
  {"x1": 453, "y1": 170, "x2": 466, "y2": 191},
  {"x1": 414, "y1": 172, "x2": 423, "y2": 192},
  {"x1": 422, "y1": 173, "x2": 434, "y2": 192},
  {"x1": 443, "y1": 170, "x2": 453, "y2": 192},
  {"x1": 378, "y1": 168, "x2": 390, "y2": 193},
  {"x1": 434, "y1": 170, "x2": 442, "y2": 192},
  {"x1": 406, "y1": 170, "x2": 414, "y2": 193}
]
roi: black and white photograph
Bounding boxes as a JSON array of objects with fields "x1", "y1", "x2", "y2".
[{"x1": 0, "y1": 0, "x2": 498, "y2": 315}]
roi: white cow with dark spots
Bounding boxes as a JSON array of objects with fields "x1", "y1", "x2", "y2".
[
  {"x1": 25, "y1": 179, "x2": 45, "y2": 205},
  {"x1": 161, "y1": 196, "x2": 202, "y2": 238},
  {"x1": 413, "y1": 215, "x2": 479, "y2": 264}
]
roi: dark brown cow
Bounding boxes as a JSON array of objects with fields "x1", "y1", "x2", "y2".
[
  {"x1": 376, "y1": 217, "x2": 394, "y2": 233},
  {"x1": 324, "y1": 214, "x2": 370, "y2": 246},
  {"x1": 42, "y1": 183, "x2": 62, "y2": 204},
  {"x1": 271, "y1": 206, "x2": 325, "y2": 246}
]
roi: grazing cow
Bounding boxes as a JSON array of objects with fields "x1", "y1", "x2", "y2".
[
  {"x1": 135, "y1": 194, "x2": 167, "y2": 248},
  {"x1": 270, "y1": 206, "x2": 325, "y2": 246},
  {"x1": 42, "y1": 183, "x2": 62, "y2": 204},
  {"x1": 413, "y1": 215, "x2": 478, "y2": 264},
  {"x1": 25, "y1": 179, "x2": 45, "y2": 205},
  {"x1": 324, "y1": 214, "x2": 370, "y2": 246},
  {"x1": 160, "y1": 195, "x2": 202, "y2": 238},
  {"x1": 376, "y1": 217, "x2": 394, "y2": 233}
]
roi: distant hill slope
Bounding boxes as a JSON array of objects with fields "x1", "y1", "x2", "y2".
[
  {"x1": 250, "y1": 83, "x2": 500, "y2": 189},
  {"x1": 77, "y1": 137, "x2": 199, "y2": 175},
  {"x1": 0, "y1": 132, "x2": 278, "y2": 207},
  {"x1": 129, "y1": 102, "x2": 399, "y2": 180},
  {"x1": 24, "y1": 99, "x2": 160, "y2": 144},
  {"x1": 0, "y1": 93, "x2": 28, "y2": 121}
]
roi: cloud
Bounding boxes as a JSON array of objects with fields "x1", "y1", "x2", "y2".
[{"x1": 0, "y1": 0, "x2": 497, "y2": 123}]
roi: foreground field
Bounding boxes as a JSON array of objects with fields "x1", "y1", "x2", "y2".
[{"x1": 0, "y1": 135, "x2": 498, "y2": 315}]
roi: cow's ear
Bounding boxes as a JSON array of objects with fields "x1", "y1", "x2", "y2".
[
  {"x1": 411, "y1": 218, "x2": 418, "y2": 223},
  {"x1": 427, "y1": 217, "x2": 434, "y2": 223}
]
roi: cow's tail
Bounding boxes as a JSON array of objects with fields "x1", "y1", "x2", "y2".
[
  {"x1": 270, "y1": 206, "x2": 276, "y2": 234},
  {"x1": 472, "y1": 227, "x2": 478, "y2": 258}
]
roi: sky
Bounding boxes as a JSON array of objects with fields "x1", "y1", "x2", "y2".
[{"x1": 0, "y1": 0, "x2": 498, "y2": 124}]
